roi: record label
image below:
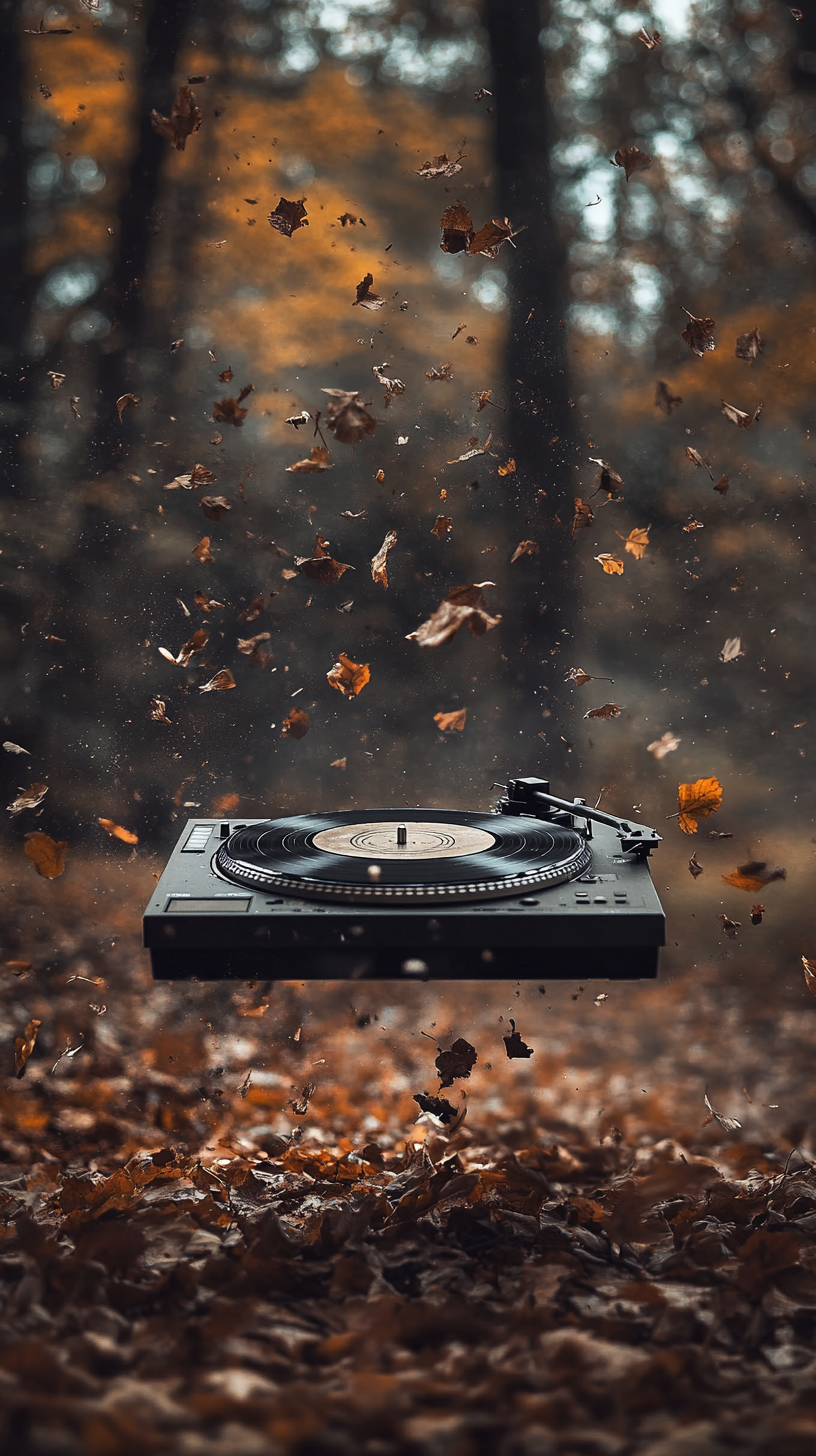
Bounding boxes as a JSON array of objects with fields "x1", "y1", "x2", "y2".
[{"x1": 311, "y1": 820, "x2": 495, "y2": 860}]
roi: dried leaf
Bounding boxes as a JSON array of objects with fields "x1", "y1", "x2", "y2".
[
  {"x1": 327, "y1": 653, "x2": 370, "y2": 698},
  {"x1": 440, "y1": 202, "x2": 475, "y2": 253},
  {"x1": 683, "y1": 520, "x2": 705, "y2": 534},
  {"x1": 589, "y1": 458, "x2": 624, "y2": 498},
  {"x1": 681, "y1": 307, "x2": 716, "y2": 357},
  {"x1": 685, "y1": 447, "x2": 714, "y2": 479},
  {"x1": 448, "y1": 433, "x2": 492, "y2": 464},
  {"x1": 159, "y1": 626, "x2": 209, "y2": 667},
  {"x1": 468, "y1": 217, "x2": 520, "y2": 258},
  {"x1": 286, "y1": 410, "x2": 310, "y2": 429},
  {"x1": 648, "y1": 731, "x2": 680, "y2": 759},
  {"x1": 268, "y1": 197, "x2": 308, "y2": 236},
  {"x1": 281, "y1": 707, "x2": 309, "y2": 740},
  {"x1": 615, "y1": 526, "x2": 650, "y2": 559},
  {"x1": 297, "y1": 534, "x2": 353, "y2": 585},
  {"x1": 594, "y1": 553, "x2": 624, "y2": 575},
  {"x1": 720, "y1": 637, "x2": 743, "y2": 663},
  {"x1": 802, "y1": 955, "x2": 816, "y2": 997},
  {"x1": 688, "y1": 852, "x2": 704, "y2": 879},
  {"x1": 3, "y1": 742, "x2": 30, "y2": 755},
  {"x1": 736, "y1": 327, "x2": 763, "y2": 362},
  {"x1": 571, "y1": 498, "x2": 594, "y2": 537},
  {"x1": 436, "y1": 1036, "x2": 477, "y2": 1088},
  {"x1": 415, "y1": 151, "x2": 465, "y2": 179},
  {"x1": 750, "y1": 904, "x2": 765, "y2": 925},
  {"x1": 503, "y1": 1020, "x2": 534, "y2": 1059},
  {"x1": 677, "y1": 776, "x2": 723, "y2": 835},
  {"x1": 195, "y1": 589, "x2": 225, "y2": 612},
  {"x1": 426, "y1": 362, "x2": 453, "y2": 381},
  {"x1": 286, "y1": 446, "x2": 332, "y2": 474},
  {"x1": 7, "y1": 783, "x2": 48, "y2": 814},
  {"x1": 47, "y1": 371, "x2": 65, "y2": 389},
  {"x1": 199, "y1": 495, "x2": 231, "y2": 523},
  {"x1": 14, "y1": 1018, "x2": 41, "y2": 1078},
  {"x1": 193, "y1": 537, "x2": 215, "y2": 564},
  {"x1": 498, "y1": 457, "x2": 516, "y2": 477},
  {"x1": 722, "y1": 861, "x2": 786, "y2": 893},
  {"x1": 565, "y1": 667, "x2": 614, "y2": 687},
  {"x1": 584, "y1": 703, "x2": 622, "y2": 721},
  {"x1": 704, "y1": 1088, "x2": 741, "y2": 1133},
  {"x1": 150, "y1": 696, "x2": 171, "y2": 723},
  {"x1": 413, "y1": 1091, "x2": 459, "y2": 1123},
  {"x1": 213, "y1": 396, "x2": 249, "y2": 427},
  {"x1": 167, "y1": 463, "x2": 217, "y2": 491},
  {"x1": 321, "y1": 388, "x2": 376, "y2": 444},
  {"x1": 371, "y1": 529, "x2": 398, "y2": 588},
  {"x1": 331, "y1": 758, "x2": 347, "y2": 770},
  {"x1": 721, "y1": 399, "x2": 762, "y2": 429},
  {"x1": 638, "y1": 26, "x2": 661, "y2": 48},
  {"x1": 372, "y1": 363, "x2": 405, "y2": 404},
  {"x1": 24, "y1": 831, "x2": 67, "y2": 879},
  {"x1": 612, "y1": 146, "x2": 653, "y2": 182},
  {"x1": 116, "y1": 392, "x2": 140, "y2": 423},
  {"x1": 431, "y1": 516, "x2": 452, "y2": 539},
  {"x1": 654, "y1": 380, "x2": 682, "y2": 414},
  {"x1": 511, "y1": 540, "x2": 539, "y2": 562},
  {"x1": 98, "y1": 819, "x2": 139, "y2": 845},
  {"x1": 198, "y1": 670, "x2": 236, "y2": 693},
  {"x1": 407, "y1": 582, "x2": 501, "y2": 648},
  {"x1": 434, "y1": 709, "x2": 466, "y2": 732},
  {"x1": 714, "y1": 474, "x2": 729, "y2": 495},
  {"x1": 150, "y1": 85, "x2": 203, "y2": 151},
  {"x1": 353, "y1": 273, "x2": 385, "y2": 310}
]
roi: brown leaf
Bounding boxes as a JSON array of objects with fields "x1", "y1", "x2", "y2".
[
  {"x1": 149, "y1": 696, "x2": 171, "y2": 723},
  {"x1": 683, "y1": 520, "x2": 705, "y2": 534},
  {"x1": 589, "y1": 458, "x2": 624, "y2": 497},
  {"x1": 802, "y1": 955, "x2": 816, "y2": 998},
  {"x1": 436, "y1": 1036, "x2": 477, "y2": 1088},
  {"x1": 511, "y1": 540, "x2": 539, "y2": 563},
  {"x1": 565, "y1": 667, "x2": 614, "y2": 687},
  {"x1": 297, "y1": 534, "x2": 354, "y2": 585},
  {"x1": 24, "y1": 831, "x2": 67, "y2": 879},
  {"x1": 497, "y1": 457, "x2": 516, "y2": 476},
  {"x1": 750, "y1": 903, "x2": 765, "y2": 925},
  {"x1": 98, "y1": 818, "x2": 139, "y2": 845},
  {"x1": 655, "y1": 380, "x2": 682, "y2": 414},
  {"x1": 677, "y1": 776, "x2": 723, "y2": 835},
  {"x1": 327, "y1": 653, "x2": 370, "y2": 698},
  {"x1": 321, "y1": 388, "x2": 376, "y2": 444},
  {"x1": 448, "y1": 433, "x2": 492, "y2": 464},
  {"x1": 218, "y1": 367, "x2": 233, "y2": 383},
  {"x1": 615, "y1": 526, "x2": 650, "y2": 559},
  {"x1": 289, "y1": 1081, "x2": 316, "y2": 1116},
  {"x1": 717, "y1": 912, "x2": 740, "y2": 938},
  {"x1": 594, "y1": 553, "x2": 624, "y2": 574},
  {"x1": 196, "y1": 589, "x2": 225, "y2": 612},
  {"x1": 7, "y1": 783, "x2": 48, "y2": 814},
  {"x1": 688, "y1": 852, "x2": 704, "y2": 879},
  {"x1": 159, "y1": 626, "x2": 209, "y2": 667},
  {"x1": 199, "y1": 495, "x2": 231, "y2": 523},
  {"x1": 407, "y1": 582, "x2": 501, "y2": 648},
  {"x1": 150, "y1": 85, "x2": 203, "y2": 151},
  {"x1": 722, "y1": 861, "x2": 786, "y2": 893},
  {"x1": 571, "y1": 498, "x2": 594, "y2": 537},
  {"x1": 714, "y1": 473, "x2": 729, "y2": 495},
  {"x1": 434, "y1": 709, "x2": 466, "y2": 732},
  {"x1": 584, "y1": 703, "x2": 622, "y2": 721},
  {"x1": 167, "y1": 463, "x2": 217, "y2": 491},
  {"x1": 413, "y1": 1091, "x2": 459, "y2": 1123},
  {"x1": 353, "y1": 273, "x2": 385, "y2": 310},
  {"x1": 331, "y1": 757, "x2": 347, "y2": 770},
  {"x1": 431, "y1": 516, "x2": 452, "y2": 539},
  {"x1": 637, "y1": 26, "x2": 661, "y2": 47},
  {"x1": 685, "y1": 447, "x2": 714, "y2": 479},
  {"x1": 721, "y1": 399, "x2": 762, "y2": 429},
  {"x1": 371, "y1": 529, "x2": 398, "y2": 588},
  {"x1": 736, "y1": 327, "x2": 763, "y2": 362},
  {"x1": 440, "y1": 202, "x2": 475, "y2": 253},
  {"x1": 237, "y1": 631, "x2": 270, "y2": 655},
  {"x1": 681, "y1": 307, "x2": 716, "y2": 357},
  {"x1": 426, "y1": 362, "x2": 453, "y2": 381},
  {"x1": 281, "y1": 707, "x2": 310, "y2": 740},
  {"x1": 704, "y1": 1088, "x2": 741, "y2": 1133},
  {"x1": 372, "y1": 363, "x2": 405, "y2": 406},
  {"x1": 47, "y1": 371, "x2": 65, "y2": 389},
  {"x1": 115, "y1": 392, "x2": 140, "y2": 423},
  {"x1": 268, "y1": 197, "x2": 308, "y2": 236},
  {"x1": 286, "y1": 445, "x2": 333, "y2": 474},
  {"x1": 415, "y1": 151, "x2": 465, "y2": 179},
  {"x1": 14, "y1": 1018, "x2": 41, "y2": 1078},
  {"x1": 611, "y1": 146, "x2": 653, "y2": 181},
  {"x1": 503, "y1": 1020, "x2": 534, "y2": 1058},
  {"x1": 467, "y1": 217, "x2": 520, "y2": 258},
  {"x1": 198, "y1": 669, "x2": 236, "y2": 693},
  {"x1": 213, "y1": 396, "x2": 249, "y2": 427}
]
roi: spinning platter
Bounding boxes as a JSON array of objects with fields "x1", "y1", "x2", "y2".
[{"x1": 144, "y1": 776, "x2": 666, "y2": 981}]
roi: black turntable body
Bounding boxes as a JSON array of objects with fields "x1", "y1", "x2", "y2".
[{"x1": 144, "y1": 777, "x2": 666, "y2": 982}]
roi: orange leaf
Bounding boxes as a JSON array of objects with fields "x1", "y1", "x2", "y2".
[
  {"x1": 722, "y1": 861, "x2": 785, "y2": 893},
  {"x1": 327, "y1": 654, "x2": 370, "y2": 698},
  {"x1": 594, "y1": 553, "x2": 624, "y2": 575},
  {"x1": 98, "y1": 819, "x2": 139, "y2": 845},
  {"x1": 434, "y1": 709, "x2": 467, "y2": 732},
  {"x1": 14, "y1": 1018, "x2": 41, "y2": 1078},
  {"x1": 614, "y1": 526, "x2": 650, "y2": 560},
  {"x1": 677, "y1": 777, "x2": 723, "y2": 835},
  {"x1": 24, "y1": 831, "x2": 68, "y2": 879}
]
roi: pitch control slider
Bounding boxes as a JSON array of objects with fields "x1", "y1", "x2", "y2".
[{"x1": 498, "y1": 777, "x2": 661, "y2": 859}]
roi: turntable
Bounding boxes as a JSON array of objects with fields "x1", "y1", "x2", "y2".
[{"x1": 144, "y1": 777, "x2": 665, "y2": 981}]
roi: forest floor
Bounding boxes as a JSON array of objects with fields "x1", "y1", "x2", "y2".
[{"x1": 2, "y1": 854, "x2": 816, "y2": 1456}]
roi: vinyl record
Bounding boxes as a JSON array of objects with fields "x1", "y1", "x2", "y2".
[{"x1": 214, "y1": 808, "x2": 592, "y2": 905}]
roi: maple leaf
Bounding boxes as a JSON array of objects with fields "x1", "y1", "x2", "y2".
[
  {"x1": 321, "y1": 388, "x2": 376, "y2": 444},
  {"x1": 267, "y1": 197, "x2": 308, "y2": 236},
  {"x1": 681, "y1": 307, "x2": 716, "y2": 356},
  {"x1": 327, "y1": 654, "x2": 370, "y2": 698},
  {"x1": 615, "y1": 526, "x2": 650, "y2": 559},
  {"x1": 435, "y1": 1037, "x2": 477, "y2": 1088},
  {"x1": 503, "y1": 1020, "x2": 534, "y2": 1059},
  {"x1": 353, "y1": 273, "x2": 385, "y2": 310},
  {"x1": 720, "y1": 637, "x2": 743, "y2": 662},
  {"x1": 198, "y1": 670, "x2": 236, "y2": 693},
  {"x1": 594, "y1": 553, "x2": 624, "y2": 574},
  {"x1": 721, "y1": 399, "x2": 762, "y2": 429},
  {"x1": 611, "y1": 146, "x2": 653, "y2": 181},
  {"x1": 434, "y1": 709, "x2": 466, "y2": 732},
  {"x1": 286, "y1": 446, "x2": 333, "y2": 474},
  {"x1": 98, "y1": 819, "x2": 139, "y2": 845},
  {"x1": 571, "y1": 498, "x2": 594, "y2": 537},
  {"x1": 440, "y1": 202, "x2": 475, "y2": 253},
  {"x1": 648, "y1": 731, "x2": 680, "y2": 758},
  {"x1": 115, "y1": 392, "x2": 140, "y2": 422},
  {"x1": 677, "y1": 776, "x2": 723, "y2": 834},
  {"x1": 297, "y1": 535, "x2": 354, "y2": 585},
  {"x1": 431, "y1": 516, "x2": 452, "y2": 539},
  {"x1": 281, "y1": 707, "x2": 309, "y2": 740},
  {"x1": 584, "y1": 703, "x2": 622, "y2": 721},
  {"x1": 655, "y1": 380, "x2": 682, "y2": 414},
  {"x1": 722, "y1": 861, "x2": 786, "y2": 892},
  {"x1": 150, "y1": 85, "x2": 203, "y2": 151},
  {"x1": 370, "y1": 529, "x2": 397, "y2": 588},
  {"x1": 407, "y1": 582, "x2": 501, "y2": 648},
  {"x1": 14, "y1": 1018, "x2": 41, "y2": 1079},
  {"x1": 511, "y1": 540, "x2": 539, "y2": 562},
  {"x1": 736, "y1": 327, "x2": 763, "y2": 362},
  {"x1": 24, "y1": 831, "x2": 67, "y2": 879},
  {"x1": 416, "y1": 151, "x2": 466, "y2": 179}
]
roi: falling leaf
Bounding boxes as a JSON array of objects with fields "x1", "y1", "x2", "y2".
[
  {"x1": 353, "y1": 273, "x2": 386, "y2": 310},
  {"x1": 213, "y1": 396, "x2": 249, "y2": 427},
  {"x1": 468, "y1": 217, "x2": 521, "y2": 258},
  {"x1": 295, "y1": 534, "x2": 353, "y2": 585},
  {"x1": 267, "y1": 197, "x2": 308, "y2": 236},
  {"x1": 430, "y1": 516, "x2": 452, "y2": 540},
  {"x1": 648, "y1": 731, "x2": 680, "y2": 758},
  {"x1": 98, "y1": 819, "x2": 139, "y2": 845},
  {"x1": 14, "y1": 1018, "x2": 41, "y2": 1079},
  {"x1": 720, "y1": 637, "x2": 743, "y2": 663},
  {"x1": 372, "y1": 362, "x2": 405, "y2": 407},
  {"x1": 677, "y1": 776, "x2": 723, "y2": 835},
  {"x1": 448, "y1": 433, "x2": 492, "y2": 464},
  {"x1": 584, "y1": 703, "x2": 622, "y2": 721},
  {"x1": 503, "y1": 1020, "x2": 534, "y2": 1059},
  {"x1": 51, "y1": 1039, "x2": 84, "y2": 1075},
  {"x1": 704, "y1": 1088, "x2": 741, "y2": 1132},
  {"x1": 511, "y1": 540, "x2": 539, "y2": 562},
  {"x1": 655, "y1": 380, "x2": 682, "y2": 414},
  {"x1": 440, "y1": 202, "x2": 475, "y2": 253},
  {"x1": 321, "y1": 388, "x2": 376, "y2": 444},
  {"x1": 681, "y1": 307, "x2": 716, "y2": 357},
  {"x1": 638, "y1": 26, "x2": 662, "y2": 48},
  {"x1": 327, "y1": 654, "x2": 370, "y2": 698},
  {"x1": 435, "y1": 1036, "x2": 477, "y2": 1088},
  {"x1": 415, "y1": 151, "x2": 465, "y2": 178},
  {"x1": 750, "y1": 904, "x2": 766, "y2": 925},
  {"x1": 150, "y1": 85, "x2": 203, "y2": 151},
  {"x1": 331, "y1": 757, "x2": 347, "y2": 770},
  {"x1": 337, "y1": 212, "x2": 364, "y2": 226},
  {"x1": 498, "y1": 457, "x2": 516, "y2": 477},
  {"x1": 286, "y1": 446, "x2": 333, "y2": 474},
  {"x1": 371, "y1": 529, "x2": 398, "y2": 588},
  {"x1": 237, "y1": 633, "x2": 272, "y2": 667},
  {"x1": 589, "y1": 458, "x2": 624, "y2": 499},
  {"x1": 688, "y1": 852, "x2": 704, "y2": 879},
  {"x1": 426, "y1": 362, "x2": 453, "y2": 381},
  {"x1": 407, "y1": 582, "x2": 501, "y2": 648},
  {"x1": 434, "y1": 709, "x2": 466, "y2": 732},
  {"x1": 288, "y1": 1081, "x2": 317, "y2": 1116},
  {"x1": 286, "y1": 410, "x2": 311, "y2": 429},
  {"x1": 611, "y1": 146, "x2": 653, "y2": 182},
  {"x1": 196, "y1": 589, "x2": 225, "y2": 612},
  {"x1": 571, "y1": 498, "x2": 594, "y2": 537},
  {"x1": 281, "y1": 707, "x2": 309, "y2": 740},
  {"x1": 115, "y1": 393, "x2": 140, "y2": 423},
  {"x1": 801, "y1": 955, "x2": 816, "y2": 998},
  {"x1": 683, "y1": 520, "x2": 705, "y2": 534},
  {"x1": 3, "y1": 742, "x2": 30, "y2": 755},
  {"x1": 565, "y1": 667, "x2": 614, "y2": 687},
  {"x1": 721, "y1": 399, "x2": 762, "y2": 429},
  {"x1": 413, "y1": 1091, "x2": 459, "y2": 1123},
  {"x1": 714, "y1": 474, "x2": 729, "y2": 495},
  {"x1": 594, "y1": 554, "x2": 624, "y2": 575},
  {"x1": 615, "y1": 526, "x2": 650, "y2": 559},
  {"x1": 198, "y1": 670, "x2": 236, "y2": 693},
  {"x1": 723, "y1": 861, "x2": 786, "y2": 893},
  {"x1": 7, "y1": 784, "x2": 48, "y2": 814},
  {"x1": 150, "y1": 697, "x2": 171, "y2": 723},
  {"x1": 158, "y1": 626, "x2": 209, "y2": 667},
  {"x1": 199, "y1": 495, "x2": 231, "y2": 523},
  {"x1": 24, "y1": 831, "x2": 68, "y2": 879},
  {"x1": 736, "y1": 327, "x2": 763, "y2": 362},
  {"x1": 47, "y1": 371, "x2": 65, "y2": 390},
  {"x1": 685, "y1": 447, "x2": 714, "y2": 479}
]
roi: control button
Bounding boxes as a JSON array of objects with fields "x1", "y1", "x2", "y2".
[
  {"x1": 593, "y1": 896, "x2": 608, "y2": 904},
  {"x1": 520, "y1": 897, "x2": 539, "y2": 906},
  {"x1": 219, "y1": 822, "x2": 230, "y2": 838},
  {"x1": 575, "y1": 893, "x2": 590, "y2": 902},
  {"x1": 614, "y1": 892, "x2": 628, "y2": 901}
]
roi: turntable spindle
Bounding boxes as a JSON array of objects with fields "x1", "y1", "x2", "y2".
[{"x1": 397, "y1": 824, "x2": 407, "y2": 847}]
